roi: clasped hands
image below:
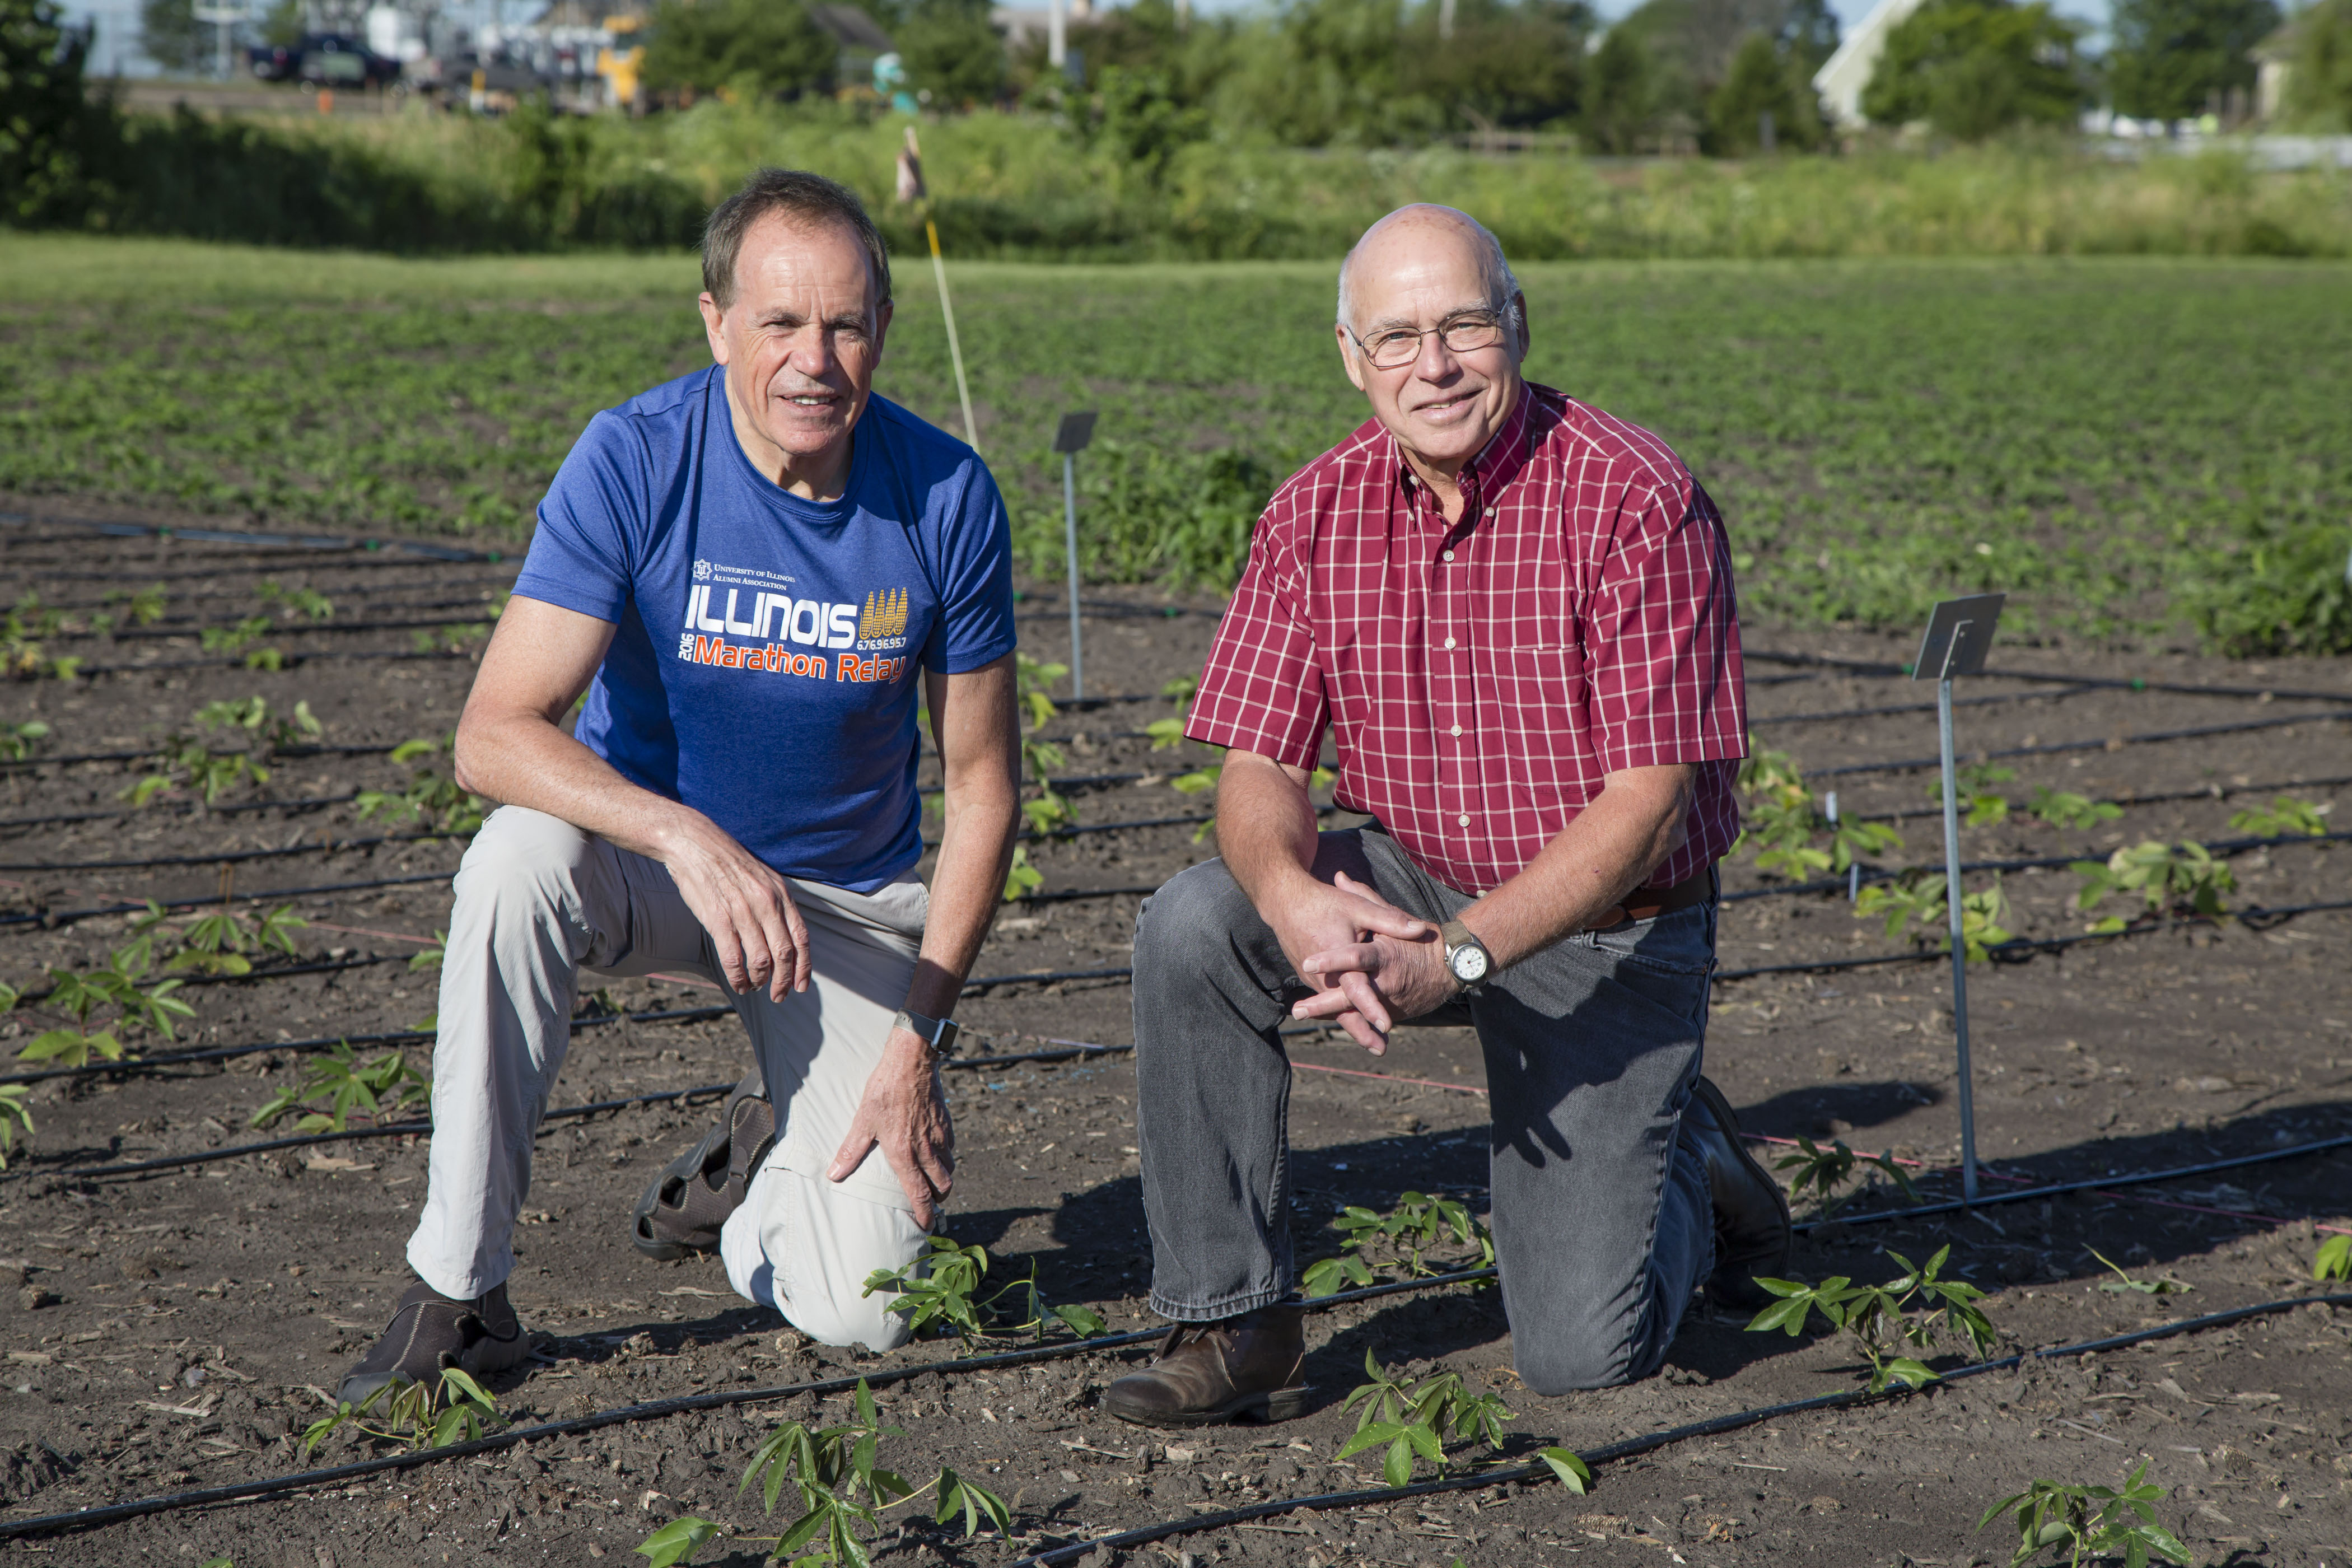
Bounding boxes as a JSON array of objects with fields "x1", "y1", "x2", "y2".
[{"x1": 1278, "y1": 871, "x2": 1462, "y2": 1055}]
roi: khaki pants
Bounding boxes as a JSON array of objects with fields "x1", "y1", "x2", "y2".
[{"x1": 407, "y1": 805, "x2": 934, "y2": 1350}]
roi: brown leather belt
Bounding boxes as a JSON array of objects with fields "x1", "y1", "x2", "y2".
[{"x1": 1590, "y1": 865, "x2": 1715, "y2": 931}]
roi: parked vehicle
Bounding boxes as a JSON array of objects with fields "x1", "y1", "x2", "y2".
[{"x1": 247, "y1": 34, "x2": 400, "y2": 87}]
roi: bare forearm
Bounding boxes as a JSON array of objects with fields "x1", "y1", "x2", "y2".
[
  {"x1": 454, "y1": 709, "x2": 712, "y2": 861},
  {"x1": 906, "y1": 774, "x2": 1018, "y2": 1017},
  {"x1": 1460, "y1": 767, "x2": 1694, "y2": 970},
  {"x1": 1213, "y1": 752, "x2": 1323, "y2": 915}
]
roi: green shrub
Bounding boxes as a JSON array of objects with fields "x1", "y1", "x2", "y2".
[{"x1": 1011, "y1": 438, "x2": 1275, "y2": 588}]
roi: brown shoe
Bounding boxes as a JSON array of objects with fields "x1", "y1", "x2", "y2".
[
  {"x1": 1683, "y1": 1076, "x2": 1793, "y2": 1311},
  {"x1": 1100, "y1": 1304, "x2": 1310, "y2": 1427}
]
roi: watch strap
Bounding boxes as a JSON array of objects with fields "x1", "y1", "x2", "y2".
[
  {"x1": 1439, "y1": 919, "x2": 1490, "y2": 993},
  {"x1": 894, "y1": 1007, "x2": 961, "y2": 1057}
]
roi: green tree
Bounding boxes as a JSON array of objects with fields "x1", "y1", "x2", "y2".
[
  {"x1": 140, "y1": 0, "x2": 203, "y2": 72},
  {"x1": 2279, "y1": 0, "x2": 2352, "y2": 128},
  {"x1": 260, "y1": 0, "x2": 302, "y2": 46},
  {"x1": 640, "y1": 0, "x2": 837, "y2": 98},
  {"x1": 898, "y1": 0, "x2": 1006, "y2": 105},
  {"x1": 1781, "y1": 0, "x2": 1840, "y2": 72},
  {"x1": 1582, "y1": 23, "x2": 1654, "y2": 149},
  {"x1": 1, "y1": 0, "x2": 106, "y2": 225},
  {"x1": 1404, "y1": 0, "x2": 1592, "y2": 132},
  {"x1": 1860, "y1": 0, "x2": 2084, "y2": 138},
  {"x1": 2108, "y1": 0, "x2": 2278, "y2": 118},
  {"x1": 1706, "y1": 29, "x2": 1825, "y2": 151}
]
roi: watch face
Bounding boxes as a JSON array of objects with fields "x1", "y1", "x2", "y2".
[{"x1": 1452, "y1": 944, "x2": 1489, "y2": 982}]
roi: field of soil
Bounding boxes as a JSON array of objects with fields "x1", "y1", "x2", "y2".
[{"x1": 0, "y1": 506, "x2": 2347, "y2": 1568}]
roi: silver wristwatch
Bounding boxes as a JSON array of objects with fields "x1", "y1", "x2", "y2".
[
  {"x1": 1439, "y1": 919, "x2": 1492, "y2": 996},
  {"x1": 893, "y1": 1007, "x2": 962, "y2": 1057}
]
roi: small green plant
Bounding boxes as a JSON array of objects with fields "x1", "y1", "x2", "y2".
[
  {"x1": 410, "y1": 621, "x2": 492, "y2": 653},
  {"x1": 0, "y1": 1083, "x2": 35, "y2": 1168},
  {"x1": 2314, "y1": 1232, "x2": 2350, "y2": 1282},
  {"x1": 101, "y1": 582, "x2": 168, "y2": 627},
  {"x1": 1337, "y1": 1351, "x2": 1534, "y2": 1486},
  {"x1": 408, "y1": 930, "x2": 447, "y2": 972},
  {"x1": 1977, "y1": 1460, "x2": 2192, "y2": 1568},
  {"x1": 1012, "y1": 654, "x2": 1076, "y2": 836},
  {"x1": 1001, "y1": 844, "x2": 1043, "y2": 901},
  {"x1": 2073, "y1": 841, "x2": 2234, "y2": 930},
  {"x1": 201, "y1": 614, "x2": 280, "y2": 668},
  {"x1": 0, "y1": 719, "x2": 48, "y2": 762},
  {"x1": 122, "y1": 732, "x2": 272, "y2": 808},
  {"x1": 640, "y1": 1380, "x2": 1010, "y2": 1566},
  {"x1": 2228, "y1": 794, "x2": 2330, "y2": 838},
  {"x1": 1930, "y1": 762, "x2": 2017, "y2": 828},
  {"x1": 2028, "y1": 787, "x2": 2122, "y2": 830},
  {"x1": 162, "y1": 902, "x2": 307, "y2": 976},
  {"x1": 250, "y1": 1042, "x2": 430, "y2": 1133},
  {"x1": 303, "y1": 1366, "x2": 497, "y2": 1457},
  {"x1": 2090, "y1": 1250, "x2": 2191, "y2": 1296},
  {"x1": 860, "y1": 1236, "x2": 1105, "y2": 1345},
  {"x1": 1747, "y1": 1245, "x2": 1997, "y2": 1393},
  {"x1": 357, "y1": 735, "x2": 486, "y2": 837},
  {"x1": 1735, "y1": 746, "x2": 1901, "y2": 876},
  {"x1": 15, "y1": 933, "x2": 193, "y2": 1066},
  {"x1": 258, "y1": 580, "x2": 334, "y2": 622},
  {"x1": 1144, "y1": 674, "x2": 1197, "y2": 749},
  {"x1": 193, "y1": 694, "x2": 321, "y2": 753},
  {"x1": 1772, "y1": 1136, "x2": 1921, "y2": 1212},
  {"x1": 1303, "y1": 1191, "x2": 1495, "y2": 1297},
  {"x1": 1855, "y1": 872, "x2": 2013, "y2": 961}
]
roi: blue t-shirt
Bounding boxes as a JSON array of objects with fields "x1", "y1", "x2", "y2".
[{"x1": 512, "y1": 366, "x2": 1017, "y2": 893}]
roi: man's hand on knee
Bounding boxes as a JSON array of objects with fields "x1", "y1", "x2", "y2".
[
  {"x1": 829, "y1": 1031, "x2": 954, "y2": 1229},
  {"x1": 1284, "y1": 871, "x2": 1450, "y2": 1051},
  {"x1": 659, "y1": 814, "x2": 813, "y2": 1001}
]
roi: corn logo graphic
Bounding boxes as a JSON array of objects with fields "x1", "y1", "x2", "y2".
[{"x1": 857, "y1": 588, "x2": 910, "y2": 651}]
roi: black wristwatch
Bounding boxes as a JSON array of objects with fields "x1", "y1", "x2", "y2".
[
  {"x1": 893, "y1": 1007, "x2": 962, "y2": 1057},
  {"x1": 1439, "y1": 919, "x2": 1493, "y2": 997}
]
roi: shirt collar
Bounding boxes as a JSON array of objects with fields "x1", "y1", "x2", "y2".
[{"x1": 1388, "y1": 375, "x2": 1534, "y2": 520}]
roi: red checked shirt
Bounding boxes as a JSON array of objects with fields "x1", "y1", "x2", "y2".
[{"x1": 1186, "y1": 382, "x2": 1747, "y2": 897}]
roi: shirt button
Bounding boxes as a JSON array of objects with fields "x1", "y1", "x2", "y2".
[
  {"x1": 1449, "y1": 724, "x2": 1463, "y2": 736},
  {"x1": 1442, "y1": 636, "x2": 1456, "y2": 650},
  {"x1": 1485, "y1": 507, "x2": 1496, "y2": 517},
  {"x1": 1457, "y1": 813, "x2": 1472, "y2": 827},
  {"x1": 1441, "y1": 549, "x2": 1455, "y2": 561}
]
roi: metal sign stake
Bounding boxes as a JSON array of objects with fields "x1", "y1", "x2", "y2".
[
  {"x1": 1912, "y1": 592, "x2": 2005, "y2": 1205},
  {"x1": 1052, "y1": 412, "x2": 1098, "y2": 701}
]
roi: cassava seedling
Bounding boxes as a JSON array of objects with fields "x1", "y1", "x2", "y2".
[
  {"x1": 250, "y1": 1040, "x2": 429, "y2": 1133},
  {"x1": 1336, "y1": 1351, "x2": 1584, "y2": 1490},
  {"x1": 1977, "y1": 1460, "x2": 2192, "y2": 1568},
  {"x1": 409, "y1": 931, "x2": 447, "y2": 972},
  {"x1": 2029, "y1": 787, "x2": 2122, "y2": 830},
  {"x1": 0, "y1": 1083, "x2": 35, "y2": 1168},
  {"x1": 1001, "y1": 844, "x2": 1044, "y2": 901},
  {"x1": 1748, "y1": 1245, "x2": 1997, "y2": 1393},
  {"x1": 358, "y1": 735, "x2": 487, "y2": 837},
  {"x1": 1855, "y1": 872, "x2": 2013, "y2": 962},
  {"x1": 1930, "y1": 762, "x2": 2017, "y2": 828},
  {"x1": 1013, "y1": 655, "x2": 1077, "y2": 836},
  {"x1": 2227, "y1": 794, "x2": 2330, "y2": 838},
  {"x1": 640, "y1": 1379, "x2": 1010, "y2": 1566},
  {"x1": 2073, "y1": 840, "x2": 2233, "y2": 931},
  {"x1": 160, "y1": 902, "x2": 307, "y2": 976},
  {"x1": 303, "y1": 1366, "x2": 497, "y2": 1457},
  {"x1": 257, "y1": 580, "x2": 333, "y2": 622},
  {"x1": 860, "y1": 1236, "x2": 1105, "y2": 1345},
  {"x1": 2316, "y1": 1233, "x2": 2350, "y2": 1282},
  {"x1": 2090, "y1": 1249, "x2": 2191, "y2": 1296},
  {"x1": 1302, "y1": 1191, "x2": 1496, "y2": 1298},
  {"x1": 1771, "y1": 1135, "x2": 1921, "y2": 1212},
  {"x1": 0, "y1": 720, "x2": 48, "y2": 762}
]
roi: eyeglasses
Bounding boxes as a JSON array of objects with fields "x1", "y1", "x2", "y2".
[{"x1": 1347, "y1": 310, "x2": 1510, "y2": 371}]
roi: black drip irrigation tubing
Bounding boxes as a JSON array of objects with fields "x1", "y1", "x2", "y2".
[
  {"x1": 0, "y1": 792, "x2": 366, "y2": 833},
  {"x1": 0, "y1": 512, "x2": 514, "y2": 563},
  {"x1": 1802, "y1": 708, "x2": 2351, "y2": 781},
  {"x1": 1007, "y1": 1291, "x2": 2352, "y2": 1568},
  {"x1": 0, "y1": 871, "x2": 459, "y2": 931},
  {"x1": 66, "y1": 648, "x2": 479, "y2": 679},
  {"x1": 1, "y1": 741, "x2": 409, "y2": 774},
  {"x1": 1753, "y1": 683, "x2": 2103, "y2": 729},
  {"x1": 1743, "y1": 647, "x2": 2352, "y2": 708},
  {"x1": 0, "y1": 1267, "x2": 1502, "y2": 1541},
  {"x1": 6, "y1": 951, "x2": 408, "y2": 1010},
  {"x1": 0, "y1": 830, "x2": 463, "y2": 874}
]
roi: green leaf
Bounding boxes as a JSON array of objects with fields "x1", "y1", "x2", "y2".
[
  {"x1": 1537, "y1": 1446, "x2": 1592, "y2": 1495},
  {"x1": 1382, "y1": 1434, "x2": 1415, "y2": 1487},
  {"x1": 2315, "y1": 1231, "x2": 2351, "y2": 1281}
]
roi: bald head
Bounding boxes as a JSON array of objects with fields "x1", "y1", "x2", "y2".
[{"x1": 1336, "y1": 204, "x2": 1522, "y2": 340}]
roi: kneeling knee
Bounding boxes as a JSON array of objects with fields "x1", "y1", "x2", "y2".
[
  {"x1": 783, "y1": 1291, "x2": 913, "y2": 1354},
  {"x1": 1136, "y1": 861, "x2": 1249, "y2": 970},
  {"x1": 1513, "y1": 1340, "x2": 1651, "y2": 1397}
]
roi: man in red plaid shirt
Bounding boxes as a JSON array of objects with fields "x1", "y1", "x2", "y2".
[{"x1": 1103, "y1": 205, "x2": 1791, "y2": 1427}]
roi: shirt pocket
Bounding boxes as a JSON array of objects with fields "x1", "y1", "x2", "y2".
[{"x1": 1494, "y1": 641, "x2": 1586, "y2": 726}]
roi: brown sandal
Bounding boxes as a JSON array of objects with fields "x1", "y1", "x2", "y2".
[{"x1": 631, "y1": 1070, "x2": 774, "y2": 1261}]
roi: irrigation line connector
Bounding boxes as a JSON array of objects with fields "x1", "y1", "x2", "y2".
[
  {"x1": 1914, "y1": 592, "x2": 2003, "y2": 1203},
  {"x1": 1052, "y1": 410, "x2": 1098, "y2": 699},
  {"x1": 1006, "y1": 1290, "x2": 2352, "y2": 1568}
]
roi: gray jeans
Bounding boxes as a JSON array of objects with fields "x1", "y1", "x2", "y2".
[{"x1": 1131, "y1": 827, "x2": 1717, "y2": 1394}]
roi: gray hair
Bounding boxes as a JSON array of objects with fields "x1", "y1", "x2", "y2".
[
  {"x1": 702, "y1": 167, "x2": 893, "y2": 312},
  {"x1": 1336, "y1": 208, "x2": 1524, "y2": 344}
]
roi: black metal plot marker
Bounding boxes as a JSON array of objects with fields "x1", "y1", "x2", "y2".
[
  {"x1": 1912, "y1": 591, "x2": 2005, "y2": 1203},
  {"x1": 1053, "y1": 410, "x2": 1099, "y2": 699}
]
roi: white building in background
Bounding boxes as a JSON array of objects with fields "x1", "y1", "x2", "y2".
[{"x1": 1811, "y1": 0, "x2": 1928, "y2": 127}]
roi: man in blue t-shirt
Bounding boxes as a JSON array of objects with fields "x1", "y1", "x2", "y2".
[{"x1": 337, "y1": 170, "x2": 1022, "y2": 1406}]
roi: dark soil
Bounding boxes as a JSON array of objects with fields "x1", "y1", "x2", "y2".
[{"x1": 0, "y1": 508, "x2": 2347, "y2": 1568}]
